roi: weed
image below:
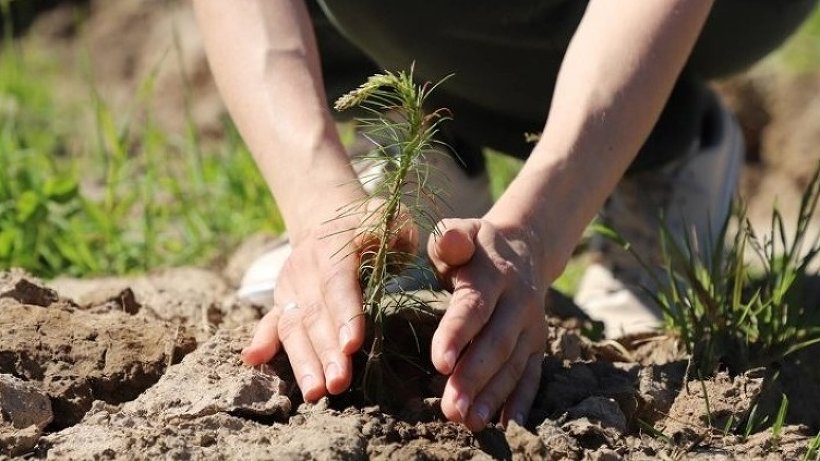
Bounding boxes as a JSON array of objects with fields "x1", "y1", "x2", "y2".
[
  {"x1": 743, "y1": 404, "x2": 769, "y2": 440},
  {"x1": 333, "y1": 68, "x2": 449, "y2": 403},
  {"x1": 772, "y1": 393, "x2": 789, "y2": 445},
  {"x1": 0, "y1": 18, "x2": 282, "y2": 277},
  {"x1": 804, "y1": 430, "x2": 820, "y2": 461},
  {"x1": 604, "y1": 163, "x2": 820, "y2": 377}
]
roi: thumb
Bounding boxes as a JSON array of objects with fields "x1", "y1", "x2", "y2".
[{"x1": 427, "y1": 219, "x2": 480, "y2": 279}]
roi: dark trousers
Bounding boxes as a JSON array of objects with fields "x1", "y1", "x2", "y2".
[{"x1": 310, "y1": 1, "x2": 817, "y2": 175}]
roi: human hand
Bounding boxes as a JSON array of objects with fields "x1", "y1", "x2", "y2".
[
  {"x1": 241, "y1": 198, "x2": 418, "y2": 401},
  {"x1": 427, "y1": 218, "x2": 552, "y2": 431}
]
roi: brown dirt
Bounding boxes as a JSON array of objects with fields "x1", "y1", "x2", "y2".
[{"x1": 1, "y1": 269, "x2": 819, "y2": 460}]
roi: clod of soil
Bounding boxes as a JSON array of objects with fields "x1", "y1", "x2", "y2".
[
  {"x1": 1, "y1": 270, "x2": 63, "y2": 308},
  {"x1": 120, "y1": 326, "x2": 294, "y2": 421},
  {"x1": 0, "y1": 273, "x2": 197, "y2": 429},
  {"x1": 0, "y1": 374, "x2": 52, "y2": 457}
]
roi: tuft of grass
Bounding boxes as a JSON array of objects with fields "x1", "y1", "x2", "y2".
[
  {"x1": 610, "y1": 163, "x2": 820, "y2": 378},
  {"x1": 772, "y1": 393, "x2": 789, "y2": 445},
  {"x1": 333, "y1": 67, "x2": 449, "y2": 404},
  {"x1": 804, "y1": 430, "x2": 820, "y2": 461},
  {"x1": 0, "y1": 18, "x2": 282, "y2": 278}
]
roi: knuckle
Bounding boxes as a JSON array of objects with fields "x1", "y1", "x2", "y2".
[
  {"x1": 300, "y1": 302, "x2": 323, "y2": 326},
  {"x1": 277, "y1": 314, "x2": 301, "y2": 340},
  {"x1": 456, "y1": 287, "x2": 492, "y2": 324},
  {"x1": 494, "y1": 258, "x2": 516, "y2": 278}
]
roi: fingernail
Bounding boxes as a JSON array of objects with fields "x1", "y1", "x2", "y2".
[
  {"x1": 326, "y1": 362, "x2": 341, "y2": 383},
  {"x1": 301, "y1": 374, "x2": 316, "y2": 396},
  {"x1": 339, "y1": 325, "x2": 351, "y2": 349},
  {"x1": 240, "y1": 347, "x2": 253, "y2": 364},
  {"x1": 474, "y1": 402, "x2": 490, "y2": 424},
  {"x1": 443, "y1": 349, "x2": 457, "y2": 373},
  {"x1": 455, "y1": 393, "x2": 470, "y2": 421}
]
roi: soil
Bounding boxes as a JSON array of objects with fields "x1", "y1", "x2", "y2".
[{"x1": 1, "y1": 264, "x2": 818, "y2": 460}]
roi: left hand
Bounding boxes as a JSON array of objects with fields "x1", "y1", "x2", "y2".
[{"x1": 427, "y1": 217, "x2": 552, "y2": 431}]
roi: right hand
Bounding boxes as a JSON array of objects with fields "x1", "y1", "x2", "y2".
[{"x1": 240, "y1": 198, "x2": 418, "y2": 401}]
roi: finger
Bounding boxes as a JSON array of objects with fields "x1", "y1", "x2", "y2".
[
  {"x1": 427, "y1": 220, "x2": 479, "y2": 278},
  {"x1": 301, "y1": 298, "x2": 354, "y2": 395},
  {"x1": 243, "y1": 267, "x2": 298, "y2": 365},
  {"x1": 431, "y1": 263, "x2": 502, "y2": 375},
  {"x1": 278, "y1": 304, "x2": 326, "y2": 402},
  {"x1": 241, "y1": 307, "x2": 281, "y2": 366},
  {"x1": 500, "y1": 354, "x2": 544, "y2": 428},
  {"x1": 321, "y1": 258, "x2": 366, "y2": 354},
  {"x1": 462, "y1": 333, "x2": 533, "y2": 431},
  {"x1": 438, "y1": 295, "x2": 523, "y2": 418}
]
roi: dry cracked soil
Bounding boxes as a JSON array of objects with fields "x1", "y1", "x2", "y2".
[{"x1": 1, "y1": 240, "x2": 819, "y2": 460}]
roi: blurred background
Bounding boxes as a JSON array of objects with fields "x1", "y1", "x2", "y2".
[{"x1": 1, "y1": 0, "x2": 819, "y2": 282}]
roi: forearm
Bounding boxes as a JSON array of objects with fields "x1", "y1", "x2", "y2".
[
  {"x1": 488, "y1": 0, "x2": 714, "y2": 279},
  {"x1": 193, "y1": 0, "x2": 362, "y2": 242}
]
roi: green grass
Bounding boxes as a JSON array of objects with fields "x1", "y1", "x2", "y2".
[
  {"x1": 772, "y1": 394, "x2": 789, "y2": 445},
  {"x1": 604, "y1": 164, "x2": 820, "y2": 378},
  {"x1": 804, "y1": 430, "x2": 820, "y2": 461},
  {"x1": 778, "y1": 6, "x2": 820, "y2": 73},
  {"x1": 0, "y1": 22, "x2": 282, "y2": 278}
]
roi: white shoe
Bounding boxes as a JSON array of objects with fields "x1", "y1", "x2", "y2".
[
  {"x1": 237, "y1": 140, "x2": 493, "y2": 306},
  {"x1": 575, "y1": 93, "x2": 745, "y2": 338}
]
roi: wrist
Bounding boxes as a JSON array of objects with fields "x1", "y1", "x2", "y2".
[
  {"x1": 483, "y1": 165, "x2": 583, "y2": 283},
  {"x1": 285, "y1": 181, "x2": 368, "y2": 245}
]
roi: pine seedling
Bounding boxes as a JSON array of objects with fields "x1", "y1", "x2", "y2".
[{"x1": 334, "y1": 68, "x2": 452, "y2": 403}]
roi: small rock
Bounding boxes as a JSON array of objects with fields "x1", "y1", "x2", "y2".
[
  {"x1": 635, "y1": 361, "x2": 686, "y2": 424},
  {"x1": 562, "y1": 418, "x2": 621, "y2": 451},
  {"x1": 0, "y1": 274, "x2": 60, "y2": 308},
  {"x1": 587, "y1": 448, "x2": 622, "y2": 461},
  {"x1": 567, "y1": 397, "x2": 627, "y2": 434},
  {"x1": 506, "y1": 421, "x2": 548, "y2": 461},
  {"x1": 536, "y1": 420, "x2": 580, "y2": 460},
  {"x1": 0, "y1": 374, "x2": 53, "y2": 457},
  {"x1": 548, "y1": 326, "x2": 587, "y2": 362}
]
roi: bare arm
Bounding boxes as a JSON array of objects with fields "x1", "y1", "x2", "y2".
[
  {"x1": 429, "y1": 0, "x2": 715, "y2": 431},
  {"x1": 491, "y1": 0, "x2": 715, "y2": 275},
  {"x1": 192, "y1": 0, "x2": 363, "y2": 242},
  {"x1": 193, "y1": 0, "x2": 380, "y2": 402}
]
